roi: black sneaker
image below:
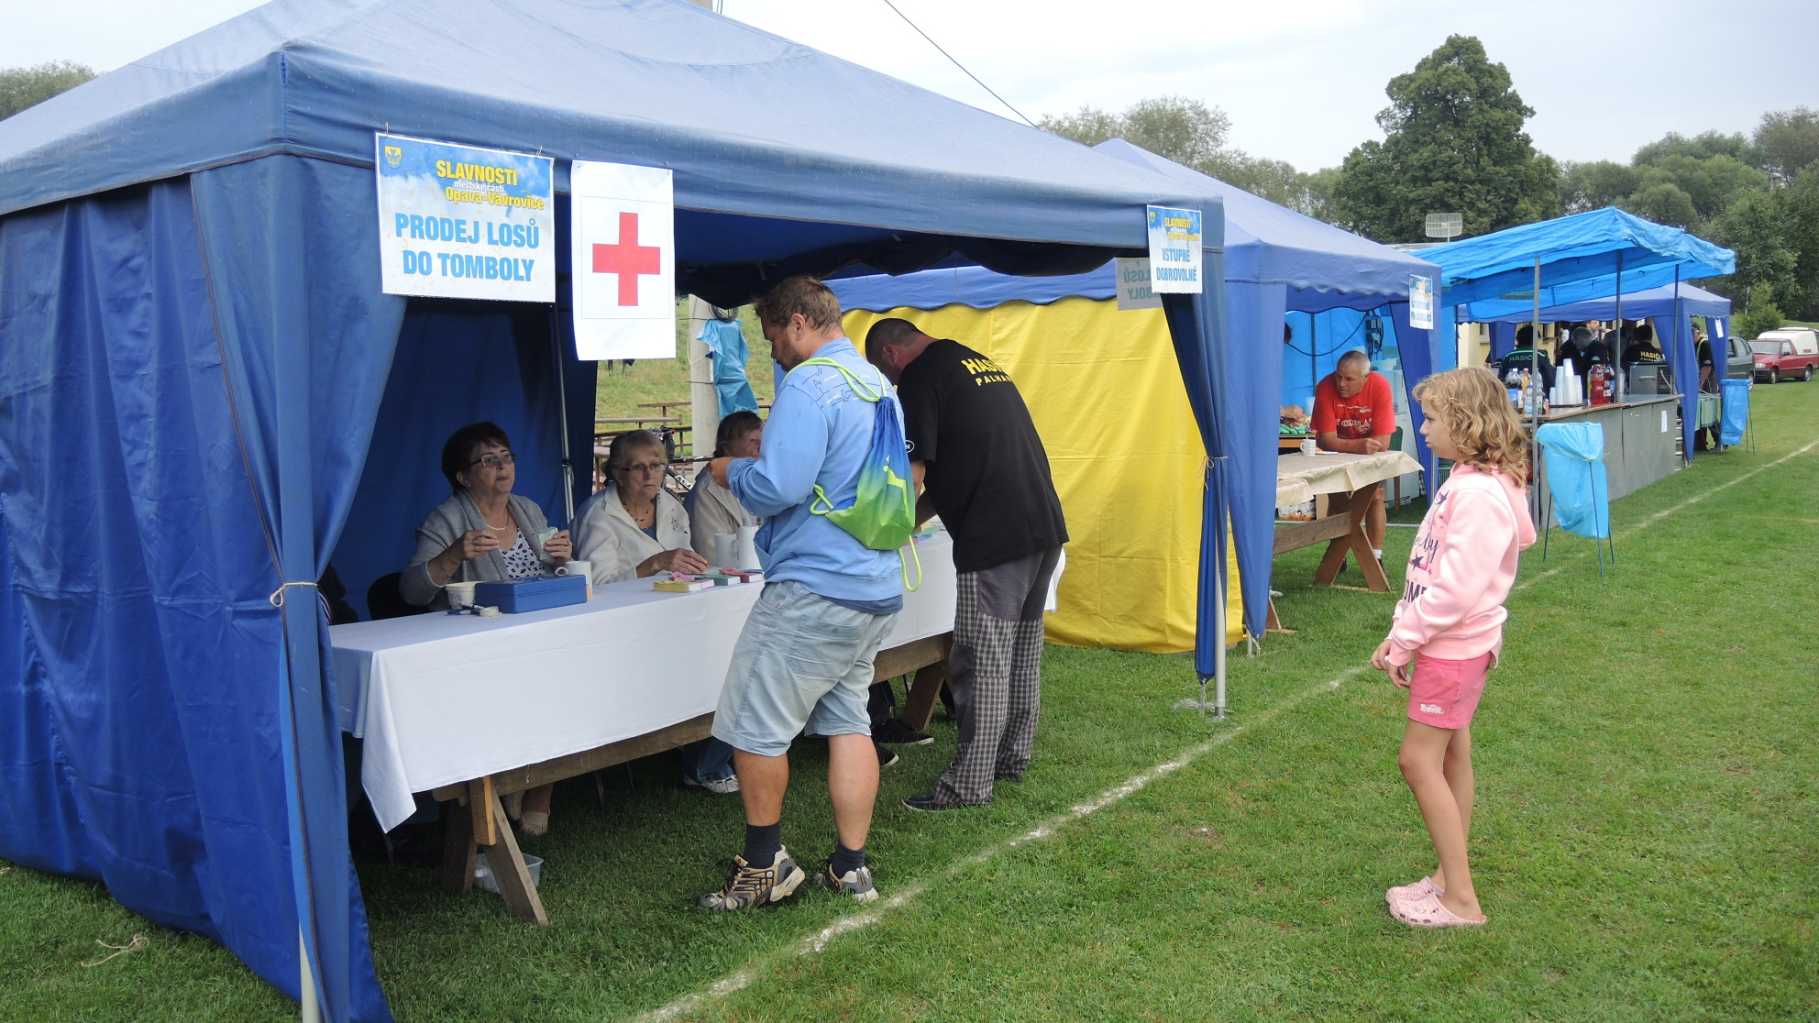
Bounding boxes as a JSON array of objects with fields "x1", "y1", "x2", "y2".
[
  {"x1": 820, "y1": 861, "x2": 880, "y2": 904},
  {"x1": 902, "y1": 792, "x2": 969, "y2": 812},
  {"x1": 872, "y1": 718, "x2": 934, "y2": 746},
  {"x1": 698, "y1": 846, "x2": 806, "y2": 911},
  {"x1": 875, "y1": 743, "x2": 899, "y2": 769}
]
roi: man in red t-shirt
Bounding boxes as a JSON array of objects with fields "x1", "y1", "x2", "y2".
[{"x1": 1310, "y1": 350, "x2": 1396, "y2": 562}]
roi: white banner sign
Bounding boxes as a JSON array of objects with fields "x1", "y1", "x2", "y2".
[
  {"x1": 374, "y1": 133, "x2": 553, "y2": 302},
  {"x1": 1114, "y1": 257, "x2": 1161, "y2": 310},
  {"x1": 1145, "y1": 205, "x2": 1203, "y2": 294},
  {"x1": 571, "y1": 160, "x2": 676, "y2": 361},
  {"x1": 1409, "y1": 274, "x2": 1434, "y2": 331}
]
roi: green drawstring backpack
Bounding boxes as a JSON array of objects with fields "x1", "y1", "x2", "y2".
[{"x1": 797, "y1": 356, "x2": 921, "y2": 589}]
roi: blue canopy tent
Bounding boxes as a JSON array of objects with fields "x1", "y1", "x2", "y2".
[
  {"x1": 0, "y1": 2, "x2": 1230, "y2": 1020},
  {"x1": 1474, "y1": 283, "x2": 1735, "y2": 456},
  {"x1": 832, "y1": 139, "x2": 1445, "y2": 664},
  {"x1": 1424, "y1": 210, "x2": 1733, "y2": 467}
]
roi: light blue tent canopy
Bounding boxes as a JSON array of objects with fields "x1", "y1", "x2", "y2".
[
  {"x1": 1427, "y1": 207, "x2": 1734, "y2": 312},
  {"x1": 1422, "y1": 208, "x2": 1733, "y2": 464},
  {"x1": 0, "y1": 3, "x2": 1234, "y2": 1020},
  {"x1": 832, "y1": 139, "x2": 1446, "y2": 654},
  {"x1": 1472, "y1": 281, "x2": 1731, "y2": 324}
]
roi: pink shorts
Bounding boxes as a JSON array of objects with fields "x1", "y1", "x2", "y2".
[{"x1": 1406, "y1": 652, "x2": 1492, "y2": 730}]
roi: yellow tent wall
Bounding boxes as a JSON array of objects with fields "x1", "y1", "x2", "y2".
[{"x1": 845, "y1": 299, "x2": 1242, "y2": 653}]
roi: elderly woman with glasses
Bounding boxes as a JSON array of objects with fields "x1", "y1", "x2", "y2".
[
  {"x1": 572, "y1": 430, "x2": 707, "y2": 588},
  {"x1": 400, "y1": 421, "x2": 572, "y2": 833},
  {"x1": 401, "y1": 420, "x2": 571, "y2": 610}
]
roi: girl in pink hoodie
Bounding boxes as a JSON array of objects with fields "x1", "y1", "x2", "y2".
[{"x1": 1372, "y1": 367, "x2": 1536, "y2": 929}]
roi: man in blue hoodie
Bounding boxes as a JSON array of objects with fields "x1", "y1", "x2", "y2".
[{"x1": 698, "y1": 276, "x2": 904, "y2": 911}]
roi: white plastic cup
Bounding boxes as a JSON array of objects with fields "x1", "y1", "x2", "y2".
[
  {"x1": 445, "y1": 580, "x2": 478, "y2": 608},
  {"x1": 556, "y1": 560, "x2": 593, "y2": 600},
  {"x1": 711, "y1": 532, "x2": 737, "y2": 567},
  {"x1": 1299, "y1": 438, "x2": 1317, "y2": 456}
]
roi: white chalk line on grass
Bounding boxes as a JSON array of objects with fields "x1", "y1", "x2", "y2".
[
  {"x1": 636, "y1": 435, "x2": 1819, "y2": 1022},
  {"x1": 634, "y1": 667, "x2": 1369, "y2": 1023}
]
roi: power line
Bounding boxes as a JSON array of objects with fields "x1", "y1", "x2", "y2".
[{"x1": 876, "y1": 0, "x2": 1035, "y2": 127}]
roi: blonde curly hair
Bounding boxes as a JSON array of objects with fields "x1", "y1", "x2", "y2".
[{"x1": 1413, "y1": 367, "x2": 1530, "y2": 486}]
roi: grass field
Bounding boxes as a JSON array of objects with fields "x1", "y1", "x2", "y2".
[
  {"x1": 593, "y1": 304, "x2": 774, "y2": 454},
  {"x1": 3, "y1": 383, "x2": 1815, "y2": 1021}
]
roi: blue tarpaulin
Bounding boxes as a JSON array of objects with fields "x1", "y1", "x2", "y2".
[
  {"x1": 0, "y1": 2, "x2": 1230, "y2": 1019},
  {"x1": 698, "y1": 319, "x2": 759, "y2": 417},
  {"x1": 833, "y1": 140, "x2": 1443, "y2": 644},
  {"x1": 1721, "y1": 378, "x2": 1752, "y2": 447},
  {"x1": 1535, "y1": 422, "x2": 1611, "y2": 540}
]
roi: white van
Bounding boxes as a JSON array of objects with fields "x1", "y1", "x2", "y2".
[{"x1": 1757, "y1": 327, "x2": 1819, "y2": 357}]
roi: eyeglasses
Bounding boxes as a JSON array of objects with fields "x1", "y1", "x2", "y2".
[
  {"x1": 615, "y1": 461, "x2": 665, "y2": 477},
  {"x1": 468, "y1": 451, "x2": 516, "y2": 470}
]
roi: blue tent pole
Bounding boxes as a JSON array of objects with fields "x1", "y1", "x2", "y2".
[{"x1": 549, "y1": 305, "x2": 575, "y2": 524}]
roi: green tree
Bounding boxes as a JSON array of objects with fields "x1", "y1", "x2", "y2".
[
  {"x1": 1623, "y1": 181, "x2": 1698, "y2": 228},
  {"x1": 1629, "y1": 154, "x2": 1766, "y2": 226},
  {"x1": 1558, "y1": 160, "x2": 1640, "y2": 213},
  {"x1": 1734, "y1": 283, "x2": 1786, "y2": 341},
  {"x1": 1332, "y1": 35, "x2": 1560, "y2": 241},
  {"x1": 1776, "y1": 166, "x2": 1819, "y2": 318},
  {"x1": 1039, "y1": 95, "x2": 1232, "y2": 169},
  {"x1": 1632, "y1": 130, "x2": 1757, "y2": 170},
  {"x1": 1712, "y1": 189, "x2": 1798, "y2": 311},
  {"x1": 0, "y1": 60, "x2": 95, "y2": 121},
  {"x1": 1753, "y1": 107, "x2": 1819, "y2": 184},
  {"x1": 1037, "y1": 104, "x2": 1122, "y2": 149},
  {"x1": 1297, "y1": 166, "x2": 1344, "y2": 224}
]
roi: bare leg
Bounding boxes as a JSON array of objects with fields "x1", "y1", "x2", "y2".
[
  {"x1": 734, "y1": 749, "x2": 788, "y2": 827},
  {"x1": 826, "y1": 733, "x2": 879, "y2": 851},
  {"x1": 1398, "y1": 721, "x2": 1483, "y2": 920},
  {"x1": 1431, "y1": 726, "x2": 1474, "y2": 891}
]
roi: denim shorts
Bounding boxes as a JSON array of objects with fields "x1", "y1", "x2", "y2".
[{"x1": 712, "y1": 581, "x2": 897, "y2": 758}]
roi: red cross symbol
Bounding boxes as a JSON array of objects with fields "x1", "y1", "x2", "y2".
[{"x1": 591, "y1": 211, "x2": 662, "y2": 306}]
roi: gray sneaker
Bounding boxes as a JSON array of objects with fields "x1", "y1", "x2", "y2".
[
  {"x1": 820, "y1": 861, "x2": 880, "y2": 904},
  {"x1": 698, "y1": 846, "x2": 805, "y2": 911}
]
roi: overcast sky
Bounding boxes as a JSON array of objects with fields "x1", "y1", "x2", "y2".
[{"x1": 6, "y1": 0, "x2": 1814, "y2": 171}]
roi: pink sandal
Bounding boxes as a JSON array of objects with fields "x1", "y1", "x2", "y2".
[
  {"x1": 1390, "y1": 890, "x2": 1485, "y2": 928},
  {"x1": 1385, "y1": 876, "x2": 1441, "y2": 904}
]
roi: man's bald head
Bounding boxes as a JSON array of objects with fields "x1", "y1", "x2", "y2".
[{"x1": 865, "y1": 317, "x2": 935, "y2": 383}]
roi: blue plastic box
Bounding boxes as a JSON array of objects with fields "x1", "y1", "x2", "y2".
[{"x1": 474, "y1": 575, "x2": 587, "y2": 613}]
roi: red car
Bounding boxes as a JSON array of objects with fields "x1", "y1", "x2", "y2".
[{"x1": 1750, "y1": 328, "x2": 1819, "y2": 383}]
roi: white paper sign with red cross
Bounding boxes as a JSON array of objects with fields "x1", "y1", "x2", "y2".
[{"x1": 570, "y1": 160, "x2": 676, "y2": 361}]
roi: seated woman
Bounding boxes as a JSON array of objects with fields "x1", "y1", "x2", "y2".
[
  {"x1": 574, "y1": 431, "x2": 736, "y2": 793},
  {"x1": 573, "y1": 431, "x2": 706, "y2": 585},
  {"x1": 401, "y1": 420, "x2": 572, "y2": 606},
  {"x1": 687, "y1": 411, "x2": 763, "y2": 559},
  {"x1": 401, "y1": 421, "x2": 572, "y2": 835}
]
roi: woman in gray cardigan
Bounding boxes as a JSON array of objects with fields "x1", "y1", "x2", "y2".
[
  {"x1": 401, "y1": 421, "x2": 572, "y2": 835},
  {"x1": 401, "y1": 422, "x2": 572, "y2": 609}
]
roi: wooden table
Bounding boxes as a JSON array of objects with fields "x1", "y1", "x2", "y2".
[
  {"x1": 1270, "y1": 450, "x2": 1422, "y2": 631},
  {"x1": 430, "y1": 632, "x2": 952, "y2": 925}
]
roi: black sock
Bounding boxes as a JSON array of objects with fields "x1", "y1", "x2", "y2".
[
  {"x1": 742, "y1": 822, "x2": 781, "y2": 867},
  {"x1": 830, "y1": 842, "x2": 866, "y2": 876}
]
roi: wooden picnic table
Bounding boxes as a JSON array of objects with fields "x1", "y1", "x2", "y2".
[{"x1": 1269, "y1": 449, "x2": 1422, "y2": 632}]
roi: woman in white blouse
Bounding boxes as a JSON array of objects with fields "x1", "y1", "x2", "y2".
[
  {"x1": 687, "y1": 411, "x2": 762, "y2": 557},
  {"x1": 573, "y1": 431, "x2": 706, "y2": 587}
]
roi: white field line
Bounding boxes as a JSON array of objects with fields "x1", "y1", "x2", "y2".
[
  {"x1": 634, "y1": 667, "x2": 1367, "y2": 1023},
  {"x1": 634, "y1": 434, "x2": 1818, "y2": 1022}
]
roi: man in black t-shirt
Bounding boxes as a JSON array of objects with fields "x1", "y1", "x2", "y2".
[{"x1": 865, "y1": 318, "x2": 1066, "y2": 810}]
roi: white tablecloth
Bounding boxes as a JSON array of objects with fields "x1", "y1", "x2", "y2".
[
  {"x1": 1275, "y1": 449, "x2": 1422, "y2": 506},
  {"x1": 333, "y1": 533, "x2": 956, "y2": 830}
]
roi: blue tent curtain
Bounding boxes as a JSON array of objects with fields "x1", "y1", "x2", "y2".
[
  {"x1": 1666, "y1": 289, "x2": 1699, "y2": 460},
  {"x1": 1162, "y1": 267, "x2": 1231, "y2": 680},
  {"x1": 190, "y1": 155, "x2": 402, "y2": 1022},
  {"x1": 0, "y1": 169, "x2": 392, "y2": 1019},
  {"x1": 1224, "y1": 282, "x2": 1286, "y2": 641},
  {"x1": 333, "y1": 299, "x2": 598, "y2": 620},
  {"x1": 1489, "y1": 322, "x2": 1517, "y2": 362}
]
